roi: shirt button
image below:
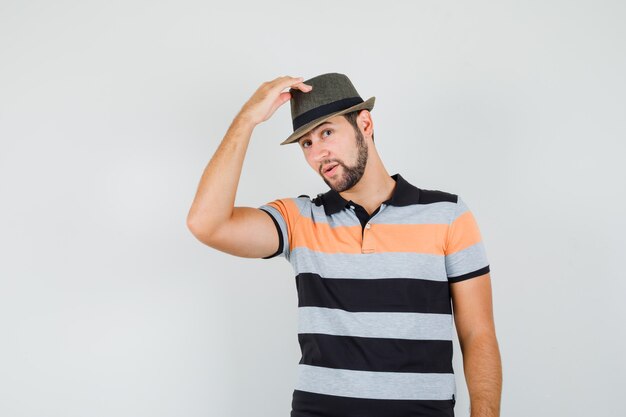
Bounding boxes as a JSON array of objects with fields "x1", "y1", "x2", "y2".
[
  {"x1": 350, "y1": 205, "x2": 355, "y2": 210},
  {"x1": 365, "y1": 223, "x2": 371, "y2": 229}
]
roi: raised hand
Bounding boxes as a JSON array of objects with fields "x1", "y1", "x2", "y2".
[{"x1": 237, "y1": 75, "x2": 312, "y2": 126}]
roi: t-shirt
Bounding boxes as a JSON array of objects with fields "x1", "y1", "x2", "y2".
[{"x1": 258, "y1": 173, "x2": 490, "y2": 417}]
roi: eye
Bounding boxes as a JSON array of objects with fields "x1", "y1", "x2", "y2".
[
  {"x1": 301, "y1": 139, "x2": 311, "y2": 148},
  {"x1": 322, "y1": 129, "x2": 332, "y2": 137}
]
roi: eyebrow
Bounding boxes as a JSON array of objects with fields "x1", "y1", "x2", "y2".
[{"x1": 299, "y1": 121, "x2": 334, "y2": 143}]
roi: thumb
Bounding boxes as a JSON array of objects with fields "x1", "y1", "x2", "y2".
[
  {"x1": 266, "y1": 92, "x2": 292, "y2": 120},
  {"x1": 279, "y1": 91, "x2": 291, "y2": 104}
]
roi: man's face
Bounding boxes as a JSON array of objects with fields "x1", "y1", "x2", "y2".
[{"x1": 297, "y1": 113, "x2": 369, "y2": 192}]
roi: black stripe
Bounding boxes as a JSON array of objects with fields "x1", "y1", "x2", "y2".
[
  {"x1": 291, "y1": 389, "x2": 455, "y2": 417},
  {"x1": 259, "y1": 208, "x2": 283, "y2": 259},
  {"x1": 298, "y1": 333, "x2": 453, "y2": 373},
  {"x1": 296, "y1": 273, "x2": 452, "y2": 314},
  {"x1": 293, "y1": 97, "x2": 363, "y2": 131},
  {"x1": 448, "y1": 265, "x2": 490, "y2": 283}
]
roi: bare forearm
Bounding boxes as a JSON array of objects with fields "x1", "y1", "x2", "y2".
[
  {"x1": 187, "y1": 113, "x2": 256, "y2": 235},
  {"x1": 186, "y1": 75, "x2": 311, "y2": 238},
  {"x1": 461, "y1": 332, "x2": 502, "y2": 417}
]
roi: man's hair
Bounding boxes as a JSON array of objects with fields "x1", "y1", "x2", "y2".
[{"x1": 343, "y1": 110, "x2": 375, "y2": 144}]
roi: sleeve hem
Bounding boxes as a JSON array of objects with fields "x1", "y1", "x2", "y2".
[
  {"x1": 259, "y1": 208, "x2": 283, "y2": 259},
  {"x1": 448, "y1": 265, "x2": 490, "y2": 283}
]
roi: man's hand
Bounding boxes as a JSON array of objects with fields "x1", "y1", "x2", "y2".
[{"x1": 237, "y1": 75, "x2": 312, "y2": 126}]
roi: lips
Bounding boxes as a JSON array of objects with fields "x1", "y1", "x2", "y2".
[
  {"x1": 323, "y1": 164, "x2": 339, "y2": 177},
  {"x1": 322, "y1": 162, "x2": 339, "y2": 172}
]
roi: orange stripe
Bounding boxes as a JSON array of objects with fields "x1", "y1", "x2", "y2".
[
  {"x1": 268, "y1": 198, "x2": 482, "y2": 255},
  {"x1": 445, "y1": 210, "x2": 482, "y2": 255},
  {"x1": 368, "y1": 223, "x2": 447, "y2": 254},
  {"x1": 266, "y1": 198, "x2": 303, "y2": 246},
  {"x1": 293, "y1": 222, "x2": 363, "y2": 253},
  {"x1": 291, "y1": 215, "x2": 448, "y2": 255}
]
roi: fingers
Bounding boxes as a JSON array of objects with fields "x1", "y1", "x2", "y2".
[
  {"x1": 267, "y1": 75, "x2": 312, "y2": 93},
  {"x1": 293, "y1": 81, "x2": 313, "y2": 92},
  {"x1": 241, "y1": 75, "x2": 313, "y2": 125}
]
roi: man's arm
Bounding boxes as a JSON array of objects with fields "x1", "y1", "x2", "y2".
[
  {"x1": 450, "y1": 272, "x2": 502, "y2": 417},
  {"x1": 186, "y1": 76, "x2": 311, "y2": 257}
]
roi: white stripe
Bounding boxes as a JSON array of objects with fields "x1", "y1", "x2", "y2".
[
  {"x1": 291, "y1": 248, "x2": 448, "y2": 281},
  {"x1": 298, "y1": 306, "x2": 453, "y2": 340},
  {"x1": 295, "y1": 364, "x2": 456, "y2": 400},
  {"x1": 446, "y1": 241, "x2": 489, "y2": 278}
]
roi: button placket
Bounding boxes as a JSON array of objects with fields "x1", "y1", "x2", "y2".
[
  {"x1": 349, "y1": 202, "x2": 386, "y2": 254},
  {"x1": 362, "y1": 206, "x2": 384, "y2": 254}
]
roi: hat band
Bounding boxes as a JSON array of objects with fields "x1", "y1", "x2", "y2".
[{"x1": 292, "y1": 96, "x2": 363, "y2": 131}]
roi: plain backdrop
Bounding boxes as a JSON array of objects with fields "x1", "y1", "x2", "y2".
[{"x1": 1, "y1": 1, "x2": 625, "y2": 416}]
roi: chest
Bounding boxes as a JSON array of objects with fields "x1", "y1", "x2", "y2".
[{"x1": 288, "y1": 205, "x2": 449, "y2": 283}]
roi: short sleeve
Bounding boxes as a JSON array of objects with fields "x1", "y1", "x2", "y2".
[
  {"x1": 257, "y1": 198, "x2": 296, "y2": 260},
  {"x1": 444, "y1": 196, "x2": 490, "y2": 283}
]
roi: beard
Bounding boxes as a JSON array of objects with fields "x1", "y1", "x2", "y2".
[{"x1": 321, "y1": 127, "x2": 368, "y2": 192}]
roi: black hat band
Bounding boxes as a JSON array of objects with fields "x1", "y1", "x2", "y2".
[{"x1": 292, "y1": 96, "x2": 363, "y2": 131}]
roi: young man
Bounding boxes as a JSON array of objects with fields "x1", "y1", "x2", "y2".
[{"x1": 187, "y1": 73, "x2": 502, "y2": 417}]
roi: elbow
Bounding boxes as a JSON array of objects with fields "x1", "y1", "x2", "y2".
[
  {"x1": 186, "y1": 213, "x2": 199, "y2": 235},
  {"x1": 186, "y1": 214, "x2": 197, "y2": 233},
  {"x1": 458, "y1": 329, "x2": 499, "y2": 354},
  {"x1": 186, "y1": 215, "x2": 213, "y2": 243}
]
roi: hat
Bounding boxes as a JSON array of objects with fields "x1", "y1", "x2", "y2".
[{"x1": 280, "y1": 72, "x2": 375, "y2": 145}]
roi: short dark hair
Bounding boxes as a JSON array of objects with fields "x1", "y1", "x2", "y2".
[{"x1": 343, "y1": 110, "x2": 375, "y2": 143}]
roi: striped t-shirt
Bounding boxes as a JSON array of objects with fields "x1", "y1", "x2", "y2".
[{"x1": 258, "y1": 173, "x2": 490, "y2": 417}]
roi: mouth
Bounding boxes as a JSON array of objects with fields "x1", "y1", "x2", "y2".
[{"x1": 323, "y1": 163, "x2": 339, "y2": 177}]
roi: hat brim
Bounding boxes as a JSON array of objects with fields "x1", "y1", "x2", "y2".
[{"x1": 280, "y1": 96, "x2": 376, "y2": 146}]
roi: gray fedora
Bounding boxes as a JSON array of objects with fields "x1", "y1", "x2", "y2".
[{"x1": 280, "y1": 72, "x2": 375, "y2": 145}]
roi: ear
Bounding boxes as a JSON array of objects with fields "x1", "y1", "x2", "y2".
[{"x1": 358, "y1": 110, "x2": 374, "y2": 138}]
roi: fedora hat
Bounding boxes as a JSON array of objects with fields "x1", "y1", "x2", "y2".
[{"x1": 280, "y1": 72, "x2": 375, "y2": 145}]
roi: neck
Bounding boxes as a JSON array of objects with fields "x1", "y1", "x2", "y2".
[{"x1": 338, "y1": 151, "x2": 396, "y2": 212}]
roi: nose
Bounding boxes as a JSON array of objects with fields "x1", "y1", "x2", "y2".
[{"x1": 312, "y1": 141, "x2": 331, "y2": 165}]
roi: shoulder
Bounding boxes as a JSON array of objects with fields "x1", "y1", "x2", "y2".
[
  {"x1": 311, "y1": 193, "x2": 323, "y2": 207},
  {"x1": 417, "y1": 187, "x2": 458, "y2": 204},
  {"x1": 261, "y1": 194, "x2": 312, "y2": 215},
  {"x1": 414, "y1": 187, "x2": 460, "y2": 222},
  {"x1": 396, "y1": 174, "x2": 458, "y2": 205}
]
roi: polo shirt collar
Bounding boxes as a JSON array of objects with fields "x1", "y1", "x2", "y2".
[{"x1": 317, "y1": 173, "x2": 421, "y2": 216}]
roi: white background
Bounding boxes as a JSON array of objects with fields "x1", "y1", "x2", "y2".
[{"x1": 1, "y1": 1, "x2": 625, "y2": 416}]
